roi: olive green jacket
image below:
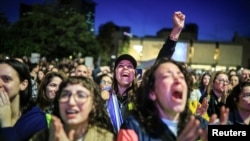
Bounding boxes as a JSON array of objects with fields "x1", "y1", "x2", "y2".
[{"x1": 30, "y1": 126, "x2": 114, "y2": 141}]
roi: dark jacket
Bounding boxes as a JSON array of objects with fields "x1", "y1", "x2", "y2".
[
  {"x1": 118, "y1": 115, "x2": 176, "y2": 141},
  {"x1": 118, "y1": 115, "x2": 208, "y2": 141},
  {"x1": 199, "y1": 90, "x2": 225, "y2": 117},
  {"x1": 156, "y1": 37, "x2": 176, "y2": 61},
  {"x1": 229, "y1": 109, "x2": 249, "y2": 125},
  {"x1": 0, "y1": 106, "x2": 47, "y2": 141}
]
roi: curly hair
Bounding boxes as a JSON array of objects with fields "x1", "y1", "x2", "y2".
[
  {"x1": 52, "y1": 76, "x2": 115, "y2": 134},
  {"x1": 132, "y1": 58, "x2": 192, "y2": 137}
]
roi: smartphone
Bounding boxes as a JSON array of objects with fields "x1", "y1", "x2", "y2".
[{"x1": 136, "y1": 68, "x2": 143, "y2": 80}]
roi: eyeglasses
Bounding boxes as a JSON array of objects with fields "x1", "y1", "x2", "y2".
[
  {"x1": 241, "y1": 93, "x2": 250, "y2": 98},
  {"x1": 117, "y1": 64, "x2": 134, "y2": 69},
  {"x1": 59, "y1": 91, "x2": 90, "y2": 103},
  {"x1": 215, "y1": 79, "x2": 229, "y2": 85},
  {"x1": 100, "y1": 80, "x2": 112, "y2": 85}
]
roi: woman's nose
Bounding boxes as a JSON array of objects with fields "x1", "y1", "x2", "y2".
[
  {"x1": 173, "y1": 75, "x2": 181, "y2": 83},
  {"x1": 68, "y1": 95, "x2": 77, "y2": 105},
  {"x1": 122, "y1": 65, "x2": 128, "y2": 69}
]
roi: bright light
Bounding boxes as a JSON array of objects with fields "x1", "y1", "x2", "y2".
[
  {"x1": 133, "y1": 45, "x2": 143, "y2": 54},
  {"x1": 123, "y1": 32, "x2": 133, "y2": 37},
  {"x1": 171, "y1": 42, "x2": 188, "y2": 62},
  {"x1": 111, "y1": 55, "x2": 116, "y2": 59},
  {"x1": 69, "y1": 55, "x2": 72, "y2": 60}
]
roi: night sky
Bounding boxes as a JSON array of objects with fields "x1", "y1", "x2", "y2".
[{"x1": 1, "y1": 0, "x2": 250, "y2": 42}]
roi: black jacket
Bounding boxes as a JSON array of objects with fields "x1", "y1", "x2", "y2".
[
  {"x1": 199, "y1": 90, "x2": 225, "y2": 117},
  {"x1": 119, "y1": 115, "x2": 208, "y2": 141}
]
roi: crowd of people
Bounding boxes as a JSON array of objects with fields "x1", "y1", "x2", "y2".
[{"x1": 0, "y1": 11, "x2": 250, "y2": 141}]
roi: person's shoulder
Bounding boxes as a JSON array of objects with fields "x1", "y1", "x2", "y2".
[
  {"x1": 86, "y1": 126, "x2": 115, "y2": 141},
  {"x1": 22, "y1": 106, "x2": 47, "y2": 122},
  {"x1": 28, "y1": 106, "x2": 46, "y2": 114},
  {"x1": 123, "y1": 115, "x2": 137, "y2": 123},
  {"x1": 90, "y1": 126, "x2": 113, "y2": 133},
  {"x1": 121, "y1": 115, "x2": 140, "y2": 130}
]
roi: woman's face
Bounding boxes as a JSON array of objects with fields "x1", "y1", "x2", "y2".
[
  {"x1": 150, "y1": 62, "x2": 188, "y2": 118},
  {"x1": 0, "y1": 64, "x2": 28, "y2": 100},
  {"x1": 37, "y1": 70, "x2": 45, "y2": 80},
  {"x1": 115, "y1": 60, "x2": 135, "y2": 87},
  {"x1": 45, "y1": 76, "x2": 62, "y2": 100},
  {"x1": 100, "y1": 76, "x2": 112, "y2": 89},
  {"x1": 237, "y1": 85, "x2": 250, "y2": 112},
  {"x1": 75, "y1": 65, "x2": 88, "y2": 77},
  {"x1": 230, "y1": 75, "x2": 239, "y2": 87},
  {"x1": 213, "y1": 73, "x2": 229, "y2": 95},
  {"x1": 202, "y1": 75, "x2": 211, "y2": 86},
  {"x1": 59, "y1": 84, "x2": 93, "y2": 126}
]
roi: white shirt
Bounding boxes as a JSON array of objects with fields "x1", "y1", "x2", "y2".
[{"x1": 161, "y1": 118, "x2": 178, "y2": 136}]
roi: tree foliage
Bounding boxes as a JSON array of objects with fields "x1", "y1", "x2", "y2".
[
  {"x1": 0, "y1": 12, "x2": 11, "y2": 58},
  {"x1": 2, "y1": 5, "x2": 100, "y2": 61},
  {"x1": 96, "y1": 22, "x2": 117, "y2": 65},
  {"x1": 96, "y1": 22, "x2": 130, "y2": 66}
]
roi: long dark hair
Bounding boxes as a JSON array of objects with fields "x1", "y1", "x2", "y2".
[
  {"x1": 204, "y1": 71, "x2": 228, "y2": 98},
  {"x1": 198, "y1": 72, "x2": 211, "y2": 94},
  {"x1": 36, "y1": 71, "x2": 67, "y2": 110},
  {"x1": 0, "y1": 59, "x2": 34, "y2": 114},
  {"x1": 112, "y1": 64, "x2": 138, "y2": 106},
  {"x1": 52, "y1": 76, "x2": 114, "y2": 134},
  {"x1": 226, "y1": 82, "x2": 250, "y2": 111},
  {"x1": 132, "y1": 58, "x2": 192, "y2": 137}
]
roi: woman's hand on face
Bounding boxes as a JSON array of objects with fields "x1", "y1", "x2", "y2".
[
  {"x1": 49, "y1": 116, "x2": 75, "y2": 141},
  {"x1": 0, "y1": 90, "x2": 12, "y2": 127}
]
